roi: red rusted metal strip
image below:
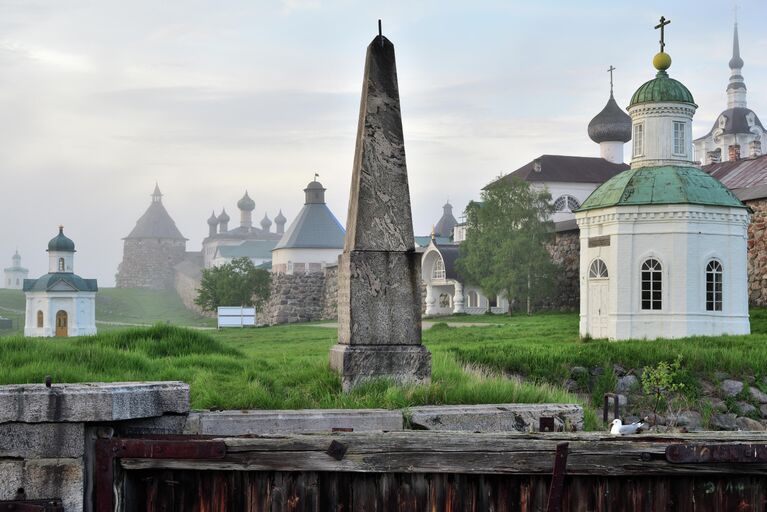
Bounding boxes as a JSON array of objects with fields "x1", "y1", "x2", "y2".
[
  {"x1": 545, "y1": 442, "x2": 569, "y2": 512},
  {"x1": 666, "y1": 444, "x2": 767, "y2": 463},
  {"x1": 94, "y1": 438, "x2": 226, "y2": 512},
  {"x1": 0, "y1": 499, "x2": 64, "y2": 511}
]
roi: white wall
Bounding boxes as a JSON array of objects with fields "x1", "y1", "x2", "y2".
[
  {"x1": 271, "y1": 247, "x2": 342, "y2": 274},
  {"x1": 24, "y1": 291, "x2": 97, "y2": 337},
  {"x1": 576, "y1": 204, "x2": 750, "y2": 340}
]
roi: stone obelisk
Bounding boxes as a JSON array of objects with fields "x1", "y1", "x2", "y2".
[{"x1": 329, "y1": 31, "x2": 432, "y2": 391}]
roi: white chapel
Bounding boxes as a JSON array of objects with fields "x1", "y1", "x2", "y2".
[
  {"x1": 575, "y1": 19, "x2": 750, "y2": 340},
  {"x1": 23, "y1": 227, "x2": 98, "y2": 337}
]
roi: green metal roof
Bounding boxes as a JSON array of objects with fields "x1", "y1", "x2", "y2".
[
  {"x1": 415, "y1": 236, "x2": 452, "y2": 248},
  {"x1": 629, "y1": 71, "x2": 696, "y2": 107},
  {"x1": 578, "y1": 165, "x2": 746, "y2": 211},
  {"x1": 23, "y1": 273, "x2": 98, "y2": 293},
  {"x1": 216, "y1": 240, "x2": 277, "y2": 260}
]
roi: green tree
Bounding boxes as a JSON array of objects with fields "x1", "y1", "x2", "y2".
[
  {"x1": 194, "y1": 257, "x2": 271, "y2": 313},
  {"x1": 457, "y1": 176, "x2": 556, "y2": 315}
]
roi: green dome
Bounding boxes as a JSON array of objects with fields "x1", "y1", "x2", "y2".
[
  {"x1": 629, "y1": 70, "x2": 696, "y2": 107},
  {"x1": 578, "y1": 166, "x2": 745, "y2": 211},
  {"x1": 47, "y1": 226, "x2": 76, "y2": 252}
]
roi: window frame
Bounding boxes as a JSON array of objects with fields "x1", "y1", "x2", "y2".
[
  {"x1": 58, "y1": 258, "x2": 65, "y2": 272},
  {"x1": 588, "y1": 259, "x2": 609, "y2": 279},
  {"x1": 673, "y1": 120, "x2": 686, "y2": 156},
  {"x1": 640, "y1": 258, "x2": 662, "y2": 311},
  {"x1": 553, "y1": 194, "x2": 581, "y2": 213},
  {"x1": 37, "y1": 310, "x2": 43, "y2": 328},
  {"x1": 705, "y1": 260, "x2": 723, "y2": 312},
  {"x1": 633, "y1": 122, "x2": 645, "y2": 157},
  {"x1": 432, "y1": 257, "x2": 446, "y2": 280}
]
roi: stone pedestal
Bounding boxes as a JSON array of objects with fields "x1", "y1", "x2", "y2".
[{"x1": 329, "y1": 32, "x2": 431, "y2": 390}]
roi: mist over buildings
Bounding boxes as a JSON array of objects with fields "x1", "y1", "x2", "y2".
[{"x1": 1, "y1": 0, "x2": 764, "y2": 285}]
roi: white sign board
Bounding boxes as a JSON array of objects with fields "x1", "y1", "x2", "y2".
[{"x1": 217, "y1": 306, "x2": 256, "y2": 328}]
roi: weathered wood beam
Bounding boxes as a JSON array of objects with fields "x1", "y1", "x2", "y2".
[{"x1": 120, "y1": 432, "x2": 767, "y2": 476}]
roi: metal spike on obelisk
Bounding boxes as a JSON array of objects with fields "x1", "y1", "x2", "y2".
[{"x1": 329, "y1": 23, "x2": 432, "y2": 391}]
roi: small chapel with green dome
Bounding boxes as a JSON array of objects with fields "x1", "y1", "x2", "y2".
[
  {"x1": 23, "y1": 227, "x2": 98, "y2": 337},
  {"x1": 575, "y1": 18, "x2": 751, "y2": 340}
]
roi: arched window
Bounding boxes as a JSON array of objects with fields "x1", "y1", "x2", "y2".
[
  {"x1": 589, "y1": 259, "x2": 608, "y2": 279},
  {"x1": 641, "y1": 258, "x2": 662, "y2": 310},
  {"x1": 706, "y1": 260, "x2": 723, "y2": 311},
  {"x1": 58, "y1": 258, "x2": 65, "y2": 272},
  {"x1": 36, "y1": 311, "x2": 43, "y2": 328},
  {"x1": 553, "y1": 195, "x2": 581, "y2": 213},
  {"x1": 467, "y1": 291, "x2": 479, "y2": 308},
  {"x1": 432, "y1": 257, "x2": 446, "y2": 280}
]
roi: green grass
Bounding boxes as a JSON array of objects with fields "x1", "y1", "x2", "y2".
[
  {"x1": 0, "y1": 288, "x2": 213, "y2": 336},
  {"x1": 449, "y1": 309, "x2": 767, "y2": 405},
  {"x1": 0, "y1": 322, "x2": 592, "y2": 427}
]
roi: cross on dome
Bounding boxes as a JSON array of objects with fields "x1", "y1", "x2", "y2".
[{"x1": 654, "y1": 16, "x2": 670, "y2": 53}]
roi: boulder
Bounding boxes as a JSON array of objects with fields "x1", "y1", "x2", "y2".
[
  {"x1": 749, "y1": 386, "x2": 767, "y2": 404},
  {"x1": 710, "y1": 413, "x2": 738, "y2": 431},
  {"x1": 760, "y1": 404, "x2": 767, "y2": 418},
  {"x1": 735, "y1": 417, "x2": 766, "y2": 431},
  {"x1": 737, "y1": 402, "x2": 757, "y2": 416},
  {"x1": 615, "y1": 375, "x2": 639, "y2": 394},
  {"x1": 720, "y1": 379, "x2": 744, "y2": 397},
  {"x1": 670, "y1": 411, "x2": 702, "y2": 430}
]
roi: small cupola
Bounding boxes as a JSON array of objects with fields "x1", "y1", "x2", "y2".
[
  {"x1": 588, "y1": 66, "x2": 632, "y2": 164},
  {"x1": 47, "y1": 226, "x2": 76, "y2": 253},
  {"x1": 305, "y1": 179, "x2": 326, "y2": 204},
  {"x1": 260, "y1": 212, "x2": 272, "y2": 232}
]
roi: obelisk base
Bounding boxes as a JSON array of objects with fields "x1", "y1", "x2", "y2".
[{"x1": 329, "y1": 344, "x2": 431, "y2": 392}]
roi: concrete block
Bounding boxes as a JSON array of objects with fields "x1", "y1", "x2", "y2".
[
  {"x1": 115, "y1": 414, "x2": 189, "y2": 436},
  {"x1": 0, "y1": 458, "x2": 83, "y2": 512},
  {"x1": 195, "y1": 409, "x2": 403, "y2": 435},
  {"x1": 0, "y1": 422, "x2": 84, "y2": 458},
  {"x1": 0, "y1": 382, "x2": 189, "y2": 423},
  {"x1": 407, "y1": 404, "x2": 584, "y2": 432}
]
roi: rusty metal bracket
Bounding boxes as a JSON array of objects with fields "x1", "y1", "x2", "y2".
[
  {"x1": 666, "y1": 444, "x2": 767, "y2": 463},
  {"x1": 603, "y1": 393, "x2": 620, "y2": 424},
  {"x1": 0, "y1": 499, "x2": 63, "y2": 512},
  {"x1": 545, "y1": 442, "x2": 569, "y2": 512},
  {"x1": 95, "y1": 437, "x2": 226, "y2": 512},
  {"x1": 539, "y1": 417, "x2": 555, "y2": 432}
]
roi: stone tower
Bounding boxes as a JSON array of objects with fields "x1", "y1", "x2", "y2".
[
  {"x1": 116, "y1": 185, "x2": 188, "y2": 289},
  {"x1": 329, "y1": 30, "x2": 431, "y2": 390}
]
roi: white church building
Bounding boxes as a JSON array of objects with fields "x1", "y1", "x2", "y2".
[
  {"x1": 575, "y1": 27, "x2": 750, "y2": 340},
  {"x1": 271, "y1": 179, "x2": 345, "y2": 274},
  {"x1": 3, "y1": 250, "x2": 28, "y2": 289},
  {"x1": 23, "y1": 227, "x2": 98, "y2": 337}
]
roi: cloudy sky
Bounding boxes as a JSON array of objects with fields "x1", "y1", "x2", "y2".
[{"x1": 1, "y1": 0, "x2": 766, "y2": 285}]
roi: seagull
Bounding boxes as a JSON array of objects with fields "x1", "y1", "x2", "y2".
[{"x1": 610, "y1": 418, "x2": 646, "y2": 435}]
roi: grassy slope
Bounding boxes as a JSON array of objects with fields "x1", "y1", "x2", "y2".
[
  {"x1": 0, "y1": 322, "x2": 590, "y2": 426},
  {"x1": 0, "y1": 288, "x2": 213, "y2": 336},
  {"x1": 448, "y1": 309, "x2": 767, "y2": 406}
]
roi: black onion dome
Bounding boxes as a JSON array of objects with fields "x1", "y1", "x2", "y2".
[
  {"x1": 48, "y1": 226, "x2": 75, "y2": 252},
  {"x1": 237, "y1": 191, "x2": 255, "y2": 211},
  {"x1": 588, "y1": 94, "x2": 632, "y2": 143},
  {"x1": 207, "y1": 211, "x2": 218, "y2": 226},
  {"x1": 260, "y1": 213, "x2": 272, "y2": 229},
  {"x1": 218, "y1": 209, "x2": 230, "y2": 223},
  {"x1": 275, "y1": 210, "x2": 287, "y2": 224}
]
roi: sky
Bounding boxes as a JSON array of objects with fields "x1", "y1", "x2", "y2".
[{"x1": 1, "y1": 0, "x2": 766, "y2": 286}]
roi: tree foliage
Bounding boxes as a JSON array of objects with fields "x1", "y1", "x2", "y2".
[
  {"x1": 194, "y1": 257, "x2": 270, "y2": 312},
  {"x1": 456, "y1": 176, "x2": 556, "y2": 314}
]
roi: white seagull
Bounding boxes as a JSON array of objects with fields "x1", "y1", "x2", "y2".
[{"x1": 610, "y1": 418, "x2": 646, "y2": 435}]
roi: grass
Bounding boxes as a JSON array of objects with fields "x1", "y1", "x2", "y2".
[
  {"x1": 0, "y1": 322, "x2": 594, "y2": 427},
  {"x1": 0, "y1": 288, "x2": 213, "y2": 336},
  {"x1": 447, "y1": 309, "x2": 767, "y2": 406}
]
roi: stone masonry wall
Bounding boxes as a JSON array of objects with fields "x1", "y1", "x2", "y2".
[
  {"x1": 262, "y1": 272, "x2": 327, "y2": 325},
  {"x1": 174, "y1": 254, "x2": 212, "y2": 318},
  {"x1": 116, "y1": 238, "x2": 186, "y2": 290},
  {"x1": 321, "y1": 265, "x2": 339, "y2": 321},
  {"x1": 746, "y1": 198, "x2": 767, "y2": 306},
  {"x1": 539, "y1": 229, "x2": 580, "y2": 311}
]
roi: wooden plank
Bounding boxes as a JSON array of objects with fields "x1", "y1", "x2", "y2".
[{"x1": 121, "y1": 431, "x2": 767, "y2": 476}]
